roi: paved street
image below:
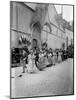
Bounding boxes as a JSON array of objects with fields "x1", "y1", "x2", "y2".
[{"x1": 11, "y1": 58, "x2": 74, "y2": 98}]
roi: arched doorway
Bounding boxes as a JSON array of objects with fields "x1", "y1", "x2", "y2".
[
  {"x1": 30, "y1": 21, "x2": 42, "y2": 49},
  {"x1": 32, "y1": 39, "x2": 38, "y2": 48}
]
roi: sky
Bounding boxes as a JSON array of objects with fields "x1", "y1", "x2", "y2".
[{"x1": 55, "y1": 5, "x2": 73, "y2": 22}]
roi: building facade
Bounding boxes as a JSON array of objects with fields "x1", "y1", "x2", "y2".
[
  {"x1": 41, "y1": 4, "x2": 66, "y2": 50},
  {"x1": 65, "y1": 28, "x2": 73, "y2": 49},
  {"x1": 10, "y1": 2, "x2": 33, "y2": 48},
  {"x1": 10, "y1": 2, "x2": 73, "y2": 50}
]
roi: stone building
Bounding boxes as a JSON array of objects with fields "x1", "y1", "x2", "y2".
[
  {"x1": 10, "y1": 2, "x2": 73, "y2": 50},
  {"x1": 10, "y1": 2, "x2": 33, "y2": 48},
  {"x1": 41, "y1": 5, "x2": 66, "y2": 49},
  {"x1": 65, "y1": 28, "x2": 73, "y2": 49}
]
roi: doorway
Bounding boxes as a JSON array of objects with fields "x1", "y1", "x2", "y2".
[{"x1": 32, "y1": 39, "x2": 38, "y2": 48}]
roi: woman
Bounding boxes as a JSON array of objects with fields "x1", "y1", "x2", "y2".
[
  {"x1": 38, "y1": 50, "x2": 46, "y2": 70},
  {"x1": 27, "y1": 52, "x2": 32, "y2": 73},
  {"x1": 44, "y1": 51, "x2": 49, "y2": 66},
  {"x1": 27, "y1": 50, "x2": 36, "y2": 73},
  {"x1": 48, "y1": 51, "x2": 53, "y2": 66},
  {"x1": 58, "y1": 49, "x2": 62, "y2": 63},
  {"x1": 52, "y1": 50, "x2": 56, "y2": 65}
]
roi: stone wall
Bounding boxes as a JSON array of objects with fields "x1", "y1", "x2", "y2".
[
  {"x1": 41, "y1": 4, "x2": 66, "y2": 50},
  {"x1": 10, "y1": 2, "x2": 33, "y2": 48}
]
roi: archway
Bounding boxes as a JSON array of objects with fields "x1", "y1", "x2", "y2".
[
  {"x1": 30, "y1": 21, "x2": 42, "y2": 49},
  {"x1": 44, "y1": 22, "x2": 52, "y2": 32},
  {"x1": 32, "y1": 39, "x2": 38, "y2": 48}
]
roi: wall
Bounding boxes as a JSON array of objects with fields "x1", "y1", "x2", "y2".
[
  {"x1": 10, "y1": 2, "x2": 73, "y2": 50},
  {"x1": 41, "y1": 5, "x2": 66, "y2": 50},
  {"x1": 10, "y1": 2, "x2": 33, "y2": 48},
  {"x1": 65, "y1": 29, "x2": 73, "y2": 47},
  {"x1": 32, "y1": 25, "x2": 41, "y2": 48}
]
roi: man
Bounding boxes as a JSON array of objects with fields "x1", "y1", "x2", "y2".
[
  {"x1": 56, "y1": 50, "x2": 59, "y2": 62},
  {"x1": 34, "y1": 47, "x2": 39, "y2": 70}
]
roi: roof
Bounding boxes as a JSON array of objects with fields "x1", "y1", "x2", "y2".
[{"x1": 24, "y1": 2, "x2": 36, "y2": 10}]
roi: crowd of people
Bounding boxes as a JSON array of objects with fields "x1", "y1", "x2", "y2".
[
  {"x1": 12, "y1": 40, "x2": 71, "y2": 75},
  {"x1": 19, "y1": 46, "x2": 66, "y2": 73}
]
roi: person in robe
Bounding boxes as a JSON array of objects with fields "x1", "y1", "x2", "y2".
[{"x1": 27, "y1": 51, "x2": 33, "y2": 73}]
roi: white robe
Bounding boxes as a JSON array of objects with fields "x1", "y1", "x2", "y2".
[
  {"x1": 27, "y1": 54, "x2": 33, "y2": 73},
  {"x1": 27, "y1": 54, "x2": 37, "y2": 73},
  {"x1": 48, "y1": 53, "x2": 52, "y2": 65}
]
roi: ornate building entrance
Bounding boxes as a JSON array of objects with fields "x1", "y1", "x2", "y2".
[{"x1": 30, "y1": 21, "x2": 42, "y2": 49}]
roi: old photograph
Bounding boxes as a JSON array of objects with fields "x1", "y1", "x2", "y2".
[{"x1": 10, "y1": 1, "x2": 74, "y2": 98}]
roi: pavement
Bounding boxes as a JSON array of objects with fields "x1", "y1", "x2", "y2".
[{"x1": 11, "y1": 58, "x2": 74, "y2": 98}]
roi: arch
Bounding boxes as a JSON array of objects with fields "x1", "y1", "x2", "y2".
[
  {"x1": 30, "y1": 21, "x2": 42, "y2": 33},
  {"x1": 30, "y1": 21, "x2": 42, "y2": 49},
  {"x1": 43, "y1": 22, "x2": 52, "y2": 32},
  {"x1": 32, "y1": 38, "x2": 38, "y2": 48}
]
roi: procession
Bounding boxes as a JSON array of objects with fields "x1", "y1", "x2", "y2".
[
  {"x1": 10, "y1": 1, "x2": 74, "y2": 98},
  {"x1": 11, "y1": 42, "x2": 68, "y2": 76}
]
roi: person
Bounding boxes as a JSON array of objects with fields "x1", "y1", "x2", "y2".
[
  {"x1": 44, "y1": 50, "x2": 49, "y2": 66},
  {"x1": 58, "y1": 49, "x2": 62, "y2": 63},
  {"x1": 27, "y1": 50, "x2": 36, "y2": 73},
  {"x1": 34, "y1": 47, "x2": 39, "y2": 69},
  {"x1": 22, "y1": 49, "x2": 27, "y2": 73},
  {"x1": 32, "y1": 52, "x2": 37, "y2": 72},
  {"x1": 55, "y1": 50, "x2": 57, "y2": 63},
  {"x1": 27, "y1": 50, "x2": 33, "y2": 73},
  {"x1": 56, "y1": 50, "x2": 59, "y2": 63},
  {"x1": 22, "y1": 46, "x2": 29, "y2": 73},
  {"x1": 47, "y1": 51, "x2": 53, "y2": 66},
  {"x1": 37, "y1": 50, "x2": 46, "y2": 70},
  {"x1": 61, "y1": 49, "x2": 65, "y2": 61},
  {"x1": 27, "y1": 52, "x2": 33, "y2": 73},
  {"x1": 52, "y1": 50, "x2": 56, "y2": 65}
]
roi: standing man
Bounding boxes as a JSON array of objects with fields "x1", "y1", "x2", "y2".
[{"x1": 56, "y1": 50, "x2": 59, "y2": 62}]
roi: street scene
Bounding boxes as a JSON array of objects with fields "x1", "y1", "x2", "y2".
[
  {"x1": 11, "y1": 58, "x2": 73, "y2": 98},
  {"x1": 10, "y1": 1, "x2": 74, "y2": 98}
]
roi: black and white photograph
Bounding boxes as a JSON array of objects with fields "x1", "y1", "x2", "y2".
[{"x1": 10, "y1": 1, "x2": 74, "y2": 99}]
